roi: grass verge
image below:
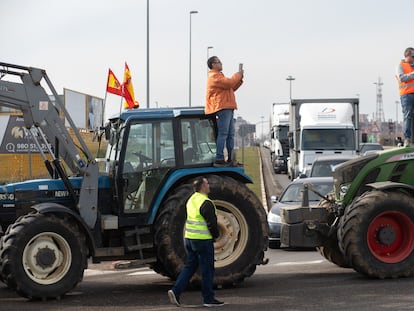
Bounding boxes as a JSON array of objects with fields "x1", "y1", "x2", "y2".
[{"x1": 238, "y1": 146, "x2": 262, "y2": 200}]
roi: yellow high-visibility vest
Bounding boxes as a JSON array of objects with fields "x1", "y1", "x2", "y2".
[{"x1": 185, "y1": 192, "x2": 215, "y2": 240}]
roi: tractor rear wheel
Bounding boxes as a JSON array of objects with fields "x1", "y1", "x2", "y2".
[
  {"x1": 153, "y1": 175, "x2": 268, "y2": 286},
  {"x1": 338, "y1": 190, "x2": 414, "y2": 278}
]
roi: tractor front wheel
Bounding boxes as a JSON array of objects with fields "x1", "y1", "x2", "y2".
[
  {"x1": 338, "y1": 191, "x2": 414, "y2": 278},
  {"x1": 0, "y1": 212, "x2": 87, "y2": 299}
]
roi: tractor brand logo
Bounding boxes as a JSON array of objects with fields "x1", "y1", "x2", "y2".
[
  {"x1": 54, "y1": 190, "x2": 70, "y2": 197},
  {"x1": 317, "y1": 107, "x2": 337, "y2": 119}
]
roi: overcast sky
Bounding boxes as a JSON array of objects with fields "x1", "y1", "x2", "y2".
[{"x1": 1, "y1": 0, "x2": 410, "y2": 129}]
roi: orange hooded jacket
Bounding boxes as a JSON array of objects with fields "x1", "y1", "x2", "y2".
[{"x1": 205, "y1": 70, "x2": 243, "y2": 115}]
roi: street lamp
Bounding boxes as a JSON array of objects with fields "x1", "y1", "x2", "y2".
[
  {"x1": 189, "y1": 10, "x2": 198, "y2": 107},
  {"x1": 286, "y1": 75, "x2": 295, "y2": 101},
  {"x1": 207, "y1": 46, "x2": 213, "y2": 59},
  {"x1": 207, "y1": 46, "x2": 213, "y2": 76}
]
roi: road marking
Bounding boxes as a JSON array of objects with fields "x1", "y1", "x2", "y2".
[
  {"x1": 84, "y1": 269, "x2": 119, "y2": 276},
  {"x1": 272, "y1": 260, "x2": 325, "y2": 266},
  {"x1": 84, "y1": 267, "x2": 155, "y2": 277},
  {"x1": 128, "y1": 269, "x2": 156, "y2": 276}
]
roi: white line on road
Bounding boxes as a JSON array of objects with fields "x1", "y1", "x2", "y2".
[
  {"x1": 84, "y1": 267, "x2": 156, "y2": 277},
  {"x1": 271, "y1": 260, "x2": 325, "y2": 266},
  {"x1": 128, "y1": 270, "x2": 156, "y2": 276}
]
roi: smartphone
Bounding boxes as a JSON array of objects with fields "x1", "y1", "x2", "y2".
[{"x1": 239, "y1": 63, "x2": 243, "y2": 71}]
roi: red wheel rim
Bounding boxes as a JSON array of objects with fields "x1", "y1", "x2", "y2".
[{"x1": 367, "y1": 211, "x2": 414, "y2": 263}]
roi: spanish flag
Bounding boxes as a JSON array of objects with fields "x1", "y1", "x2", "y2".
[
  {"x1": 106, "y1": 69, "x2": 123, "y2": 96},
  {"x1": 122, "y1": 62, "x2": 139, "y2": 109}
]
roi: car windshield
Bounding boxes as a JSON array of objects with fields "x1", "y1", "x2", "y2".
[
  {"x1": 360, "y1": 144, "x2": 383, "y2": 153},
  {"x1": 310, "y1": 160, "x2": 348, "y2": 177},
  {"x1": 280, "y1": 182, "x2": 333, "y2": 203}
]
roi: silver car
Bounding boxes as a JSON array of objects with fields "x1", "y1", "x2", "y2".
[{"x1": 268, "y1": 177, "x2": 334, "y2": 249}]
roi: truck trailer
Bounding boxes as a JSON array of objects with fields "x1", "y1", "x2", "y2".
[
  {"x1": 270, "y1": 103, "x2": 289, "y2": 174},
  {"x1": 287, "y1": 98, "x2": 359, "y2": 179}
]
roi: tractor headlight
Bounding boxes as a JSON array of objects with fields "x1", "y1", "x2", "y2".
[{"x1": 339, "y1": 184, "x2": 350, "y2": 200}]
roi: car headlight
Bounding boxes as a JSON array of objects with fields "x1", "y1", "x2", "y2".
[{"x1": 267, "y1": 211, "x2": 281, "y2": 223}]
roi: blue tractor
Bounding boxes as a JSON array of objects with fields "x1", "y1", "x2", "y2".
[{"x1": 0, "y1": 63, "x2": 268, "y2": 299}]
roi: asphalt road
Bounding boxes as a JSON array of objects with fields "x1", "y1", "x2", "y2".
[
  {"x1": 2, "y1": 248, "x2": 414, "y2": 311},
  {"x1": 3, "y1": 148, "x2": 414, "y2": 310}
]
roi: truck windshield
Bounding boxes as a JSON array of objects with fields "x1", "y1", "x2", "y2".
[
  {"x1": 302, "y1": 129, "x2": 355, "y2": 150},
  {"x1": 275, "y1": 125, "x2": 289, "y2": 140}
]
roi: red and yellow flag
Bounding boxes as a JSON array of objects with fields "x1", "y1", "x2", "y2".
[
  {"x1": 106, "y1": 69, "x2": 123, "y2": 96},
  {"x1": 122, "y1": 62, "x2": 139, "y2": 109}
]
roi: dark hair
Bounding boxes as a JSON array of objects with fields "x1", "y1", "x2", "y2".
[
  {"x1": 193, "y1": 176, "x2": 206, "y2": 192},
  {"x1": 404, "y1": 47, "x2": 414, "y2": 57},
  {"x1": 207, "y1": 56, "x2": 218, "y2": 69}
]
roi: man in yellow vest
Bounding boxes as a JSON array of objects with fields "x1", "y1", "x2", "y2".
[
  {"x1": 168, "y1": 177, "x2": 224, "y2": 307},
  {"x1": 396, "y1": 47, "x2": 414, "y2": 147}
]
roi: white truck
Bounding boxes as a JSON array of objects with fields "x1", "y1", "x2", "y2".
[
  {"x1": 287, "y1": 98, "x2": 359, "y2": 179},
  {"x1": 270, "y1": 103, "x2": 290, "y2": 174}
]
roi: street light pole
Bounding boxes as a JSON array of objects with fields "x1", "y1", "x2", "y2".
[
  {"x1": 286, "y1": 75, "x2": 295, "y2": 101},
  {"x1": 189, "y1": 10, "x2": 198, "y2": 107},
  {"x1": 261, "y1": 116, "x2": 264, "y2": 142},
  {"x1": 207, "y1": 46, "x2": 213, "y2": 76}
]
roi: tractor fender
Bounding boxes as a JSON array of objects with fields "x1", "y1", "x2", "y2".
[
  {"x1": 366, "y1": 181, "x2": 414, "y2": 197},
  {"x1": 30, "y1": 202, "x2": 96, "y2": 256},
  {"x1": 147, "y1": 168, "x2": 253, "y2": 224}
]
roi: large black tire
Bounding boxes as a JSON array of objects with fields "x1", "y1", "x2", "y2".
[
  {"x1": 0, "y1": 212, "x2": 87, "y2": 299},
  {"x1": 316, "y1": 194, "x2": 350, "y2": 268},
  {"x1": 153, "y1": 174, "x2": 268, "y2": 286},
  {"x1": 318, "y1": 233, "x2": 350, "y2": 269},
  {"x1": 338, "y1": 190, "x2": 414, "y2": 279}
]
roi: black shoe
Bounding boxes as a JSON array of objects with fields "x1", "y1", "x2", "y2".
[
  {"x1": 213, "y1": 160, "x2": 229, "y2": 167},
  {"x1": 203, "y1": 299, "x2": 224, "y2": 307},
  {"x1": 168, "y1": 290, "x2": 180, "y2": 306}
]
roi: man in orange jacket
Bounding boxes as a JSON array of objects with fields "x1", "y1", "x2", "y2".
[
  {"x1": 396, "y1": 47, "x2": 414, "y2": 147},
  {"x1": 205, "y1": 56, "x2": 244, "y2": 166}
]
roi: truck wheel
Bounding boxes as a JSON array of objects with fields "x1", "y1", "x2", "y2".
[
  {"x1": 338, "y1": 191, "x2": 414, "y2": 278},
  {"x1": 316, "y1": 195, "x2": 350, "y2": 268},
  {"x1": 0, "y1": 212, "x2": 87, "y2": 299},
  {"x1": 153, "y1": 175, "x2": 268, "y2": 286}
]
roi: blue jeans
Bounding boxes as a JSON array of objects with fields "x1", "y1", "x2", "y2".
[
  {"x1": 172, "y1": 239, "x2": 215, "y2": 304},
  {"x1": 216, "y1": 109, "x2": 235, "y2": 161},
  {"x1": 401, "y1": 93, "x2": 414, "y2": 138}
]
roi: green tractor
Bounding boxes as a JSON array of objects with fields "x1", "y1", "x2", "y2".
[{"x1": 282, "y1": 146, "x2": 414, "y2": 278}]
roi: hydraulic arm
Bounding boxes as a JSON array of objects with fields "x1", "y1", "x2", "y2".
[{"x1": 0, "y1": 62, "x2": 99, "y2": 228}]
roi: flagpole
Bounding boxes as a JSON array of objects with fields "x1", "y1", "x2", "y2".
[{"x1": 118, "y1": 92, "x2": 124, "y2": 117}]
